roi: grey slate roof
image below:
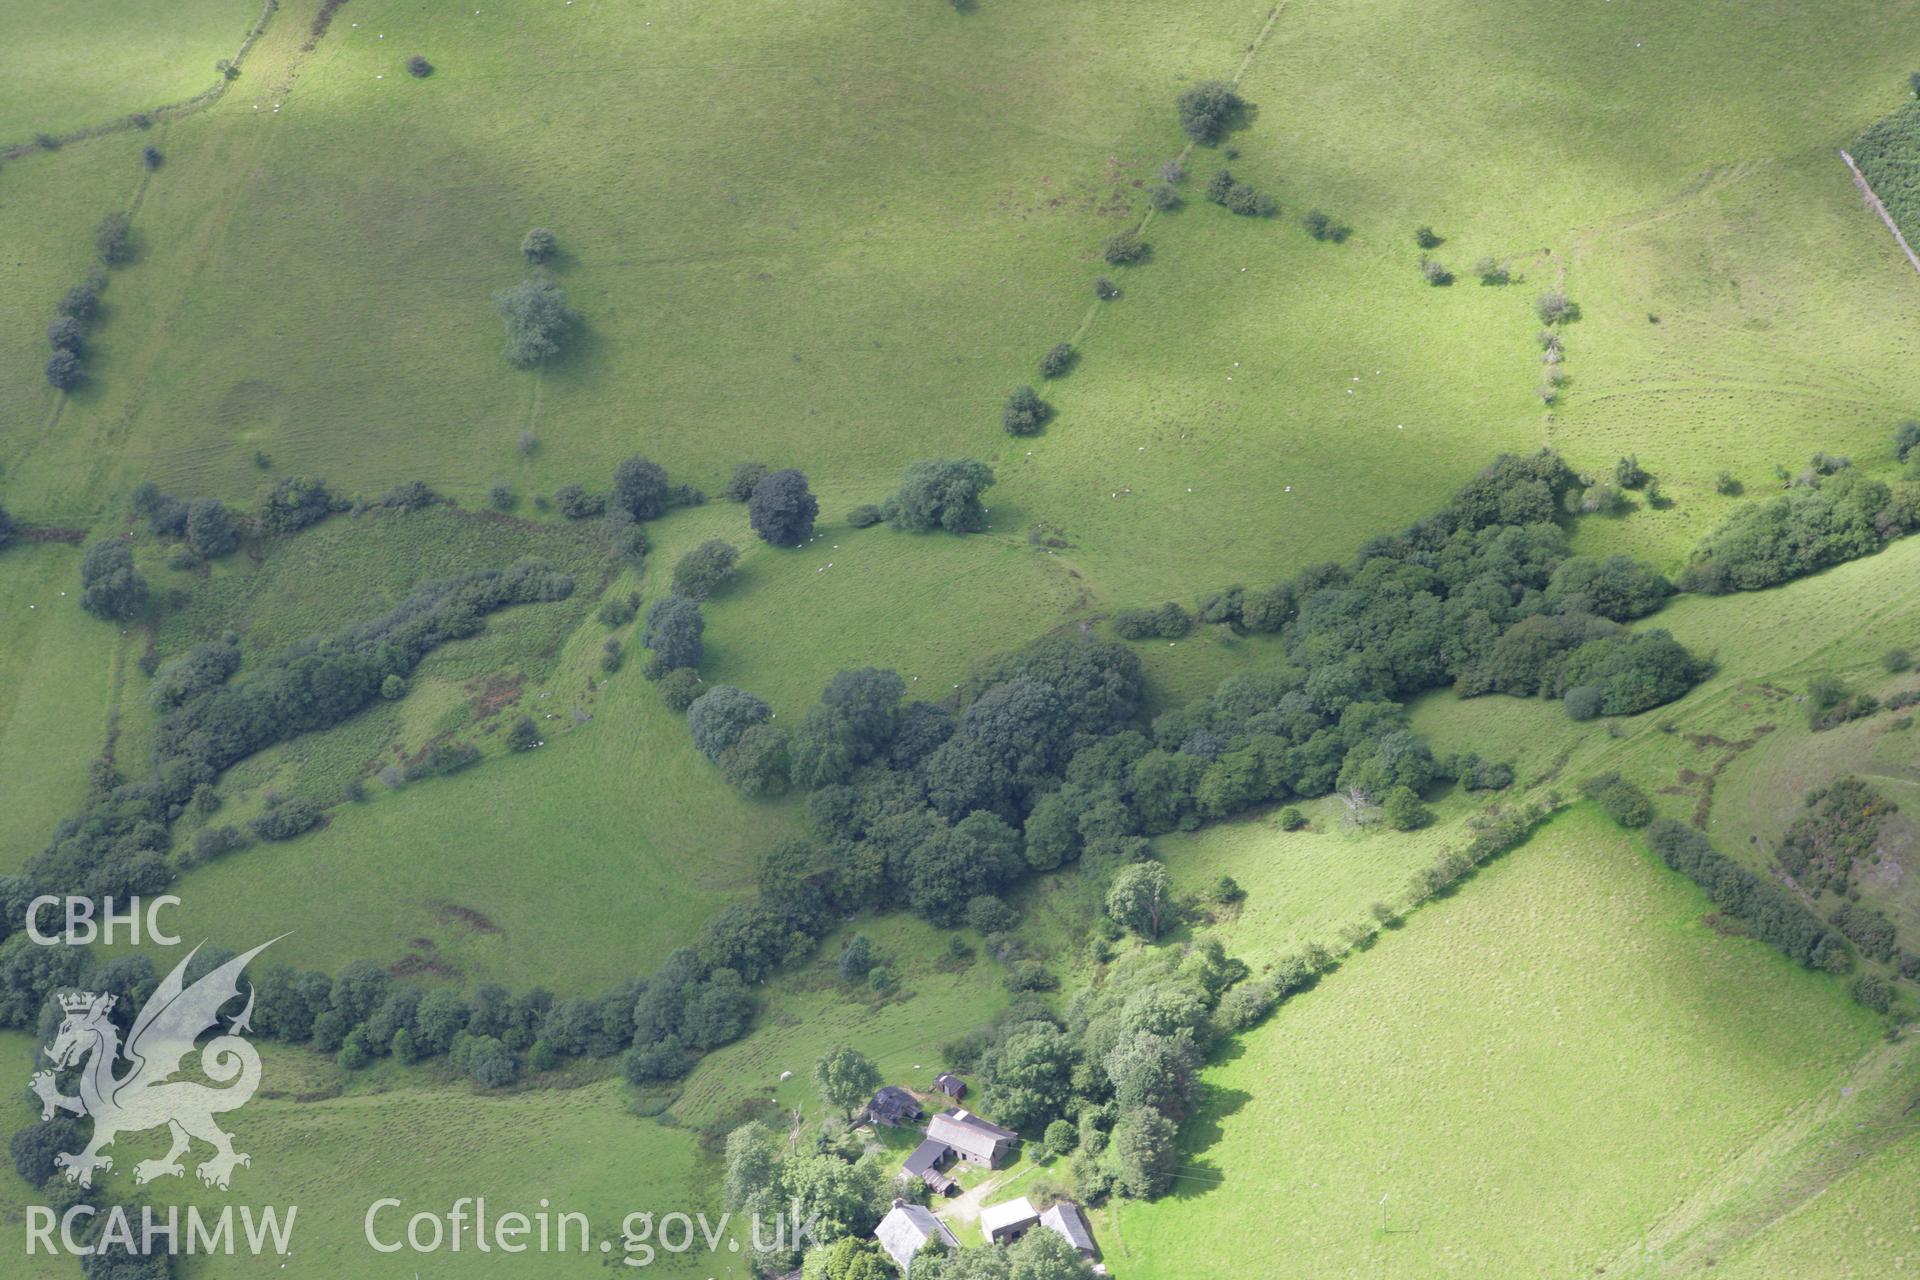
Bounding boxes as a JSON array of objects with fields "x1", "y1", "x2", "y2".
[
  {"x1": 875, "y1": 1201, "x2": 958, "y2": 1271},
  {"x1": 902, "y1": 1137, "x2": 949, "y2": 1179},
  {"x1": 925, "y1": 1109, "x2": 1016, "y2": 1163},
  {"x1": 1038, "y1": 1201, "x2": 1096, "y2": 1256}
]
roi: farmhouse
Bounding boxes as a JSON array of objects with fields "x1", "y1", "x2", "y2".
[
  {"x1": 933, "y1": 1071, "x2": 967, "y2": 1100},
  {"x1": 874, "y1": 1199, "x2": 958, "y2": 1272},
  {"x1": 924, "y1": 1109, "x2": 1017, "y2": 1168},
  {"x1": 979, "y1": 1196, "x2": 1040, "y2": 1244},
  {"x1": 864, "y1": 1086, "x2": 923, "y2": 1127}
]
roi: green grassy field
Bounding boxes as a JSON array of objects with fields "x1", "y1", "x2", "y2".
[
  {"x1": 0, "y1": 543, "x2": 128, "y2": 870},
  {"x1": 1152, "y1": 794, "x2": 1481, "y2": 968},
  {"x1": 0, "y1": 0, "x2": 262, "y2": 141},
  {"x1": 8, "y1": 0, "x2": 1915, "y2": 605},
  {"x1": 1110, "y1": 809, "x2": 1883, "y2": 1279},
  {"x1": 0, "y1": 1032, "x2": 735, "y2": 1280},
  {"x1": 1710, "y1": 1092, "x2": 1920, "y2": 1278},
  {"x1": 6, "y1": 0, "x2": 1920, "y2": 1273},
  {"x1": 667, "y1": 911, "x2": 1013, "y2": 1131}
]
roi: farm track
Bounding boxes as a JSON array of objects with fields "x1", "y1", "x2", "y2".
[
  {"x1": 81, "y1": 0, "x2": 339, "y2": 502},
  {"x1": 0, "y1": 0, "x2": 279, "y2": 159},
  {"x1": 1598, "y1": 1034, "x2": 1920, "y2": 1276},
  {"x1": 23, "y1": 144, "x2": 161, "y2": 464}
]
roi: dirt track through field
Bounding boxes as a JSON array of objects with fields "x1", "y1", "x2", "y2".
[{"x1": 0, "y1": 0, "x2": 279, "y2": 159}]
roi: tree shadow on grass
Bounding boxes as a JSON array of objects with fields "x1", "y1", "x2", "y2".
[
  {"x1": 1165, "y1": 1081, "x2": 1253, "y2": 1201},
  {"x1": 540, "y1": 313, "x2": 607, "y2": 376}
]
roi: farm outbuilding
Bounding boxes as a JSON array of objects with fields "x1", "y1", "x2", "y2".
[
  {"x1": 979, "y1": 1196, "x2": 1040, "y2": 1243},
  {"x1": 902, "y1": 1137, "x2": 956, "y2": 1195},
  {"x1": 924, "y1": 1109, "x2": 1017, "y2": 1168},
  {"x1": 1038, "y1": 1201, "x2": 1098, "y2": 1259},
  {"x1": 864, "y1": 1085, "x2": 923, "y2": 1127},
  {"x1": 875, "y1": 1199, "x2": 958, "y2": 1272}
]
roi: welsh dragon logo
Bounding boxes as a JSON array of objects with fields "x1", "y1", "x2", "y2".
[{"x1": 30, "y1": 939, "x2": 277, "y2": 1190}]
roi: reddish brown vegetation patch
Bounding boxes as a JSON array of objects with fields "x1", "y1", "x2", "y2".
[
  {"x1": 466, "y1": 672, "x2": 523, "y2": 718},
  {"x1": 433, "y1": 901, "x2": 502, "y2": 935},
  {"x1": 389, "y1": 954, "x2": 460, "y2": 981}
]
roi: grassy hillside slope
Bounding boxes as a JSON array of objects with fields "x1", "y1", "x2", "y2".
[
  {"x1": 0, "y1": 0, "x2": 262, "y2": 140},
  {"x1": 1111, "y1": 810, "x2": 1880, "y2": 1279}
]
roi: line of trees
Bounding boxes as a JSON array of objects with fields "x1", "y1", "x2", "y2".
[
  {"x1": 44, "y1": 268, "x2": 107, "y2": 391},
  {"x1": 1677, "y1": 460, "x2": 1919, "y2": 593},
  {"x1": 1643, "y1": 819, "x2": 1850, "y2": 973},
  {"x1": 132, "y1": 483, "x2": 241, "y2": 558},
  {"x1": 42, "y1": 211, "x2": 142, "y2": 391},
  {"x1": 4, "y1": 560, "x2": 574, "y2": 912},
  {"x1": 1124, "y1": 451, "x2": 1710, "y2": 726},
  {"x1": 494, "y1": 246, "x2": 574, "y2": 367},
  {"x1": 73, "y1": 478, "x2": 347, "y2": 626}
]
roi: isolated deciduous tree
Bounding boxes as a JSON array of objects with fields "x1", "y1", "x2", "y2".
[
  {"x1": 1102, "y1": 230, "x2": 1148, "y2": 265},
  {"x1": 748, "y1": 469, "x2": 818, "y2": 546},
  {"x1": 1105, "y1": 861, "x2": 1173, "y2": 939},
  {"x1": 815, "y1": 1045, "x2": 881, "y2": 1118},
  {"x1": 1175, "y1": 80, "x2": 1241, "y2": 144},
  {"x1": 671, "y1": 539, "x2": 740, "y2": 599},
  {"x1": 520, "y1": 227, "x2": 557, "y2": 263},
  {"x1": 1535, "y1": 291, "x2": 1575, "y2": 325},
  {"x1": 882, "y1": 459, "x2": 997, "y2": 533},
  {"x1": 642, "y1": 595, "x2": 705, "y2": 672},
  {"x1": 611, "y1": 455, "x2": 670, "y2": 520},
  {"x1": 1002, "y1": 386, "x2": 1052, "y2": 436},
  {"x1": 78, "y1": 540, "x2": 148, "y2": 621},
  {"x1": 492, "y1": 276, "x2": 575, "y2": 367},
  {"x1": 1303, "y1": 209, "x2": 1347, "y2": 240}
]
